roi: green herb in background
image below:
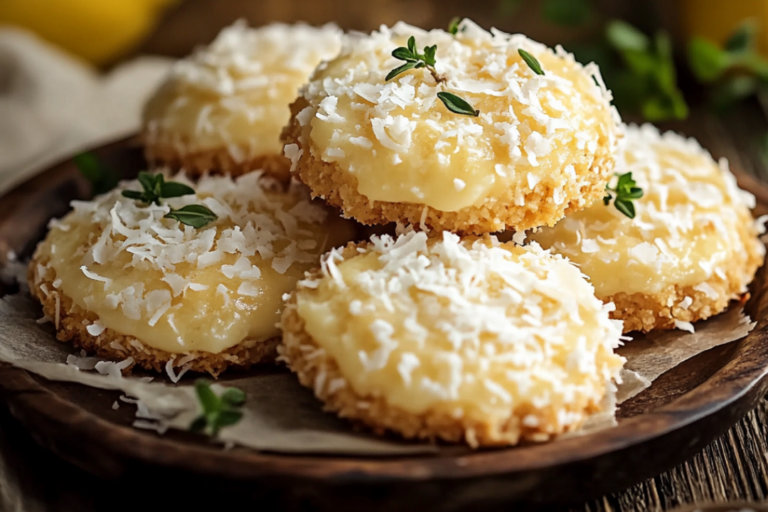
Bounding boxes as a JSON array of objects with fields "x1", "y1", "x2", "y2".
[
  {"x1": 189, "y1": 380, "x2": 246, "y2": 436},
  {"x1": 73, "y1": 152, "x2": 118, "y2": 195},
  {"x1": 604, "y1": 21, "x2": 688, "y2": 122},
  {"x1": 603, "y1": 172, "x2": 644, "y2": 219},
  {"x1": 122, "y1": 171, "x2": 217, "y2": 228},
  {"x1": 535, "y1": 0, "x2": 689, "y2": 122},
  {"x1": 541, "y1": 0, "x2": 592, "y2": 27},
  {"x1": 498, "y1": 0, "x2": 524, "y2": 18},
  {"x1": 688, "y1": 19, "x2": 768, "y2": 111}
]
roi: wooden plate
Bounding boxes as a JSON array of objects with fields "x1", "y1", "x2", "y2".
[{"x1": 1, "y1": 137, "x2": 768, "y2": 511}]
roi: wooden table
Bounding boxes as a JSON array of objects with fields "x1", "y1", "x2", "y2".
[{"x1": 2, "y1": 106, "x2": 768, "y2": 512}]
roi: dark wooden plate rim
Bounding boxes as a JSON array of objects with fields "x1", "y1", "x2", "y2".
[{"x1": 1, "y1": 136, "x2": 768, "y2": 484}]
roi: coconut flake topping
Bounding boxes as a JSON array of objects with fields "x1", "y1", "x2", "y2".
[
  {"x1": 296, "y1": 19, "x2": 621, "y2": 213},
  {"x1": 143, "y1": 21, "x2": 342, "y2": 160},
  {"x1": 532, "y1": 123, "x2": 765, "y2": 298},
  {"x1": 294, "y1": 230, "x2": 625, "y2": 427}
]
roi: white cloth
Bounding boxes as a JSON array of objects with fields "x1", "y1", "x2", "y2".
[{"x1": 0, "y1": 27, "x2": 173, "y2": 195}]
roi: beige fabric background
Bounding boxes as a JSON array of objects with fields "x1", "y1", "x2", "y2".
[{"x1": 0, "y1": 27, "x2": 172, "y2": 196}]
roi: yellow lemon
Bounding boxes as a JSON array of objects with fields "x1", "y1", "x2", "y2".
[
  {"x1": 681, "y1": 0, "x2": 768, "y2": 53},
  {"x1": 0, "y1": 0, "x2": 178, "y2": 65}
]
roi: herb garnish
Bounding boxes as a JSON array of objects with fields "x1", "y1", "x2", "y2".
[
  {"x1": 122, "y1": 172, "x2": 194, "y2": 205},
  {"x1": 387, "y1": 35, "x2": 480, "y2": 117},
  {"x1": 74, "y1": 152, "x2": 118, "y2": 195},
  {"x1": 603, "y1": 172, "x2": 643, "y2": 219},
  {"x1": 688, "y1": 20, "x2": 768, "y2": 111},
  {"x1": 518, "y1": 49, "x2": 545, "y2": 75},
  {"x1": 189, "y1": 380, "x2": 246, "y2": 436},
  {"x1": 164, "y1": 205, "x2": 219, "y2": 229},
  {"x1": 448, "y1": 17, "x2": 462, "y2": 35},
  {"x1": 386, "y1": 36, "x2": 442, "y2": 83},
  {"x1": 122, "y1": 171, "x2": 217, "y2": 228},
  {"x1": 437, "y1": 92, "x2": 479, "y2": 116}
]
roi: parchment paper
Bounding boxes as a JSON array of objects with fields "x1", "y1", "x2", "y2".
[
  {"x1": 0, "y1": 293, "x2": 755, "y2": 454},
  {"x1": 616, "y1": 306, "x2": 755, "y2": 403}
]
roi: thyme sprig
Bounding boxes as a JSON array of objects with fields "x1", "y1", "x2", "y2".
[
  {"x1": 122, "y1": 172, "x2": 217, "y2": 228},
  {"x1": 386, "y1": 35, "x2": 480, "y2": 117},
  {"x1": 386, "y1": 36, "x2": 443, "y2": 83},
  {"x1": 189, "y1": 380, "x2": 246, "y2": 436},
  {"x1": 603, "y1": 172, "x2": 644, "y2": 219}
]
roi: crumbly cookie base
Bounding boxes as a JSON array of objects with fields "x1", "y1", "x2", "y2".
[
  {"x1": 609, "y1": 277, "x2": 751, "y2": 334},
  {"x1": 282, "y1": 98, "x2": 617, "y2": 235},
  {"x1": 277, "y1": 245, "x2": 608, "y2": 448},
  {"x1": 28, "y1": 255, "x2": 278, "y2": 378},
  {"x1": 144, "y1": 135, "x2": 291, "y2": 182},
  {"x1": 607, "y1": 214, "x2": 763, "y2": 333}
]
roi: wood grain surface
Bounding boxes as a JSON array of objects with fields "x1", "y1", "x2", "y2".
[{"x1": 2, "y1": 106, "x2": 768, "y2": 511}]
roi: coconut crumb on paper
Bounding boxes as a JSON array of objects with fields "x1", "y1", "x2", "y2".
[
  {"x1": 0, "y1": 292, "x2": 757, "y2": 452},
  {"x1": 0, "y1": 294, "x2": 437, "y2": 455}
]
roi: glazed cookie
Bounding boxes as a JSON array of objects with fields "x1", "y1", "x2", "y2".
[
  {"x1": 279, "y1": 230, "x2": 625, "y2": 446},
  {"x1": 143, "y1": 21, "x2": 342, "y2": 179},
  {"x1": 29, "y1": 171, "x2": 356, "y2": 376},
  {"x1": 283, "y1": 19, "x2": 622, "y2": 234},
  {"x1": 531, "y1": 124, "x2": 765, "y2": 333}
]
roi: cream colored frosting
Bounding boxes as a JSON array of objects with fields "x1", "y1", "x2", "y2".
[
  {"x1": 287, "y1": 20, "x2": 620, "y2": 212},
  {"x1": 143, "y1": 21, "x2": 342, "y2": 162},
  {"x1": 293, "y1": 230, "x2": 624, "y2": 430},
  {"x1": 37, "y1": 172, "x2": 355, "y2": 354},
  {"x1": 531, "y1": 124, "x2": 764, "y2": 297}
]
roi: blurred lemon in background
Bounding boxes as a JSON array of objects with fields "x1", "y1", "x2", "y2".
[
  {"x1": 681, "y1": 0, "x2": 768, "y2": 52},
  {"x1": 0, "y1": 0, "x2": 179, "y2": 65}
]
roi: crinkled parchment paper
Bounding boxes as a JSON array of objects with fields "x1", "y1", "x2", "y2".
[{"x1": 0, "y1": 293, "x2": 755, "y2": 455}]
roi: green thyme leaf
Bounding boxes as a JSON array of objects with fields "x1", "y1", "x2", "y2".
[
  {"x1": 217, "y1": 410, "x2": 243, "y2": 429},
  {"x1": 121, "y1": 190, "x2": 144, "y2": 201},
  {"x1": 165, "y1": 204, "x2": 217, "y2": 228},
  {"x1": 387, "y1": 36, "x2": 443, "y2": 83},
  {"x1": 424, "y1": 44, "x2": 437, "y2": 66},
  {"x1": 189, "y1": 416, "x2": 207, "y2": 433},
  {"x1": 386, "y1": 61, "x2": 418, "y2": 81},
  {"x1": 190, "y1": 380, "x2": 246, "y2": 436},
  {"x1": 614, "y1": 199, "x2": 635, "y2": 219},
  {"x1": 137, "y1": 172, "x2": 159, "y2": 199},
  {"x1": 604, "y1": 172, "x2": 643, "y2": 218},
  {"x1": 725, "y1": 20, "x2": 757, "y2": 53},
  {"x1": 221, "y1": 387, "x2": 247, "y2": 407},
  {"x1": 407, "y1": 35, "x2": 417, "y2": 54},
  {"x1": 518, "y1": 49, "x2": 545, "y2": 75},
  {"x1": 73, "y1": 152, "x2": 118, "y2": 196},
  {"x1": 392, "y1": 47, "x2": 416, "y2": 61},
  {"x1": 437, "y1": 92, "x2": 479, "y2": 116},
  {"x1": 448, "y1": 17, "x2": 461, "y2": 35},
  {"x1": 159, "y1": 181, "x2": 195, "y2": 199},
  {"x1": 688, "y1": 37, "x2": 729, "y2": 82},
  {"x1": 194, "y1": 379, "x2": 219, "y2": 414},
  {"x1": 122, "y1": 173, "x2": 213, "y2": 228}
]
